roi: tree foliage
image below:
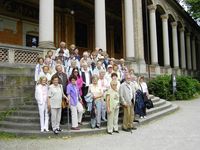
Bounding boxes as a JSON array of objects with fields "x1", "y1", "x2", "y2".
[{"x1": 185, "y1": 0, "x2": 200, "y2": 20}]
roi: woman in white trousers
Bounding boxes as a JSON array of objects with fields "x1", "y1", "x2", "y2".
[
  {"x1": 35, "y1": 76, "x2": 49, "y2": 132},
  {"x1": 67, "y1": 75, "x2": 84, "y2": 130}
]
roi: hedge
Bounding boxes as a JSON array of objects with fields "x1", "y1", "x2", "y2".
[{"x1": 148, "y1": 75, "x2": 200, "y2": 101}]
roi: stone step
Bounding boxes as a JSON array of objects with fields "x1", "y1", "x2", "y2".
[
  {"x1": 8, "y1": 100, "x2": 166, "y2": 120},
  {"x1": 0, "y1": 120, "x2": 108, "y2": 131},
  {"x1": 19, "y1": 105, "x2": 38, "y2": 111},
  {"x1": 11, "y1": 110, "x2": 39, "y2": 117},
  {"x1": 0, "y1": 103, "x2": 178, "y2": 138},
  {"x1": 23, "y1": 96, "x2": 160, "y2": 108},
  {"x1": 7, "y1": 98, "x2": 166, "y2": 123},
  {"x1": 4, "y1": 116, "x2": 40, "y2": 123},
  {"x1": 0, "y1": 86, "x2": 34, "y2": 97},
  {"x1": 146, "y1": 101, "x2": 172, "y2": 115},
  {"x1": 152, "y1": 99, "x2": 166, "y2": 107},
  {"x1": 8, "y1": 100, "x2": 166, "y2": 123},
  {"x1": 139, "y1": 104, "x2": 179, "y2": 125},
  {"x1": 151, "y1": 97, "x2": 160, "y2": 103}
]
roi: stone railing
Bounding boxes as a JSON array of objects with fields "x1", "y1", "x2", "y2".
[{"x1": 0, "y1": 43, "x2": 44, "y2": 65}]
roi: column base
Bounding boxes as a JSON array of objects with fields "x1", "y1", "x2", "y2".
[
  {"x1": 148, "y1": 64, "x2": 160, "y2": 76},
  {"x1": 180, "y1": 68, "x2": 187, "y2": 75},
  {"x1": 136, "y1": 61, "x2": 147, "y2": 75},
  {"x1": 39, "y1": 41, "x2": 55, "y2": 49},
  {"x1": 172, "y1": 67, "x2": 181, "y2": 75},
  {"x1": 126, "y1": 57, "x2": 136, "y2": 62}
]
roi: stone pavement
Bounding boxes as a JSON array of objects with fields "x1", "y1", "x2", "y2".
[{"x1": 0, "y1": 97, "x2": 200, "y2": 150}]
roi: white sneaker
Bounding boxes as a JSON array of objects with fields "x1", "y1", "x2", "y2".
[
  {"x1": 41, "y1": 129, "x2": 44, "y2": 132},
  {"x1": 140, "y1": 116, "x2": 144, "y2": 119}
]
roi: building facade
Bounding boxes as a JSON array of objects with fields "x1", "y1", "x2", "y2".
[{"x1": 0, "y1": 0, "x2": 200, "y2": 76}]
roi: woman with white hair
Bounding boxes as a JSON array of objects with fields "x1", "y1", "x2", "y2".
[
  {"x1": 80, "y1": 51, "x2": 92, "y2": 67},
  {"x1": 55, "y1": 41, "x2": 70, "y2": 64},
  {"x1": 35, "y1": 76, "x2": 49, "y2": 132}
]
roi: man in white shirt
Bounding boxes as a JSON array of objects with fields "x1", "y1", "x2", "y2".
[{"x1": 38, "y1": 66, "x2": 52, "y2": 83}]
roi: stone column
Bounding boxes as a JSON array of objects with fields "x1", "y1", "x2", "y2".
[
  {"x1": 171, "y1": 22, "x2": 179, "y2": 68},
  {"x1": 148, "y1": 5, "x2": 158, "y2": 65},
  {"x1": 124, "y1": 0, "x2": 135, "y2": 60},
  {"x1": 186, "y1": 32, "x2": 192, "y2": 70},
  {"x1": 133, "y1": 0, "x2": 145, "y2": 62},
  {"x1": 161, "y1": 14, "x2": 170, "y2": 67},
  {"x1": 39, "y1": 0, "x2": 55, "y2": 49},
  {"x1": 179, "y1": 28, "x2": 186, "y2": 69},
  {"x1": 192, "y1": 37, "x2": 197, "y2": 70},
  {"x1": 95, "y1": 0, "x2": 107, "y2": 51}
]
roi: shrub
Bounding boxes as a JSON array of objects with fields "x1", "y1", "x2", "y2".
[{"x1": 148, "y1": 75, "x2": 200, "y2": 101}]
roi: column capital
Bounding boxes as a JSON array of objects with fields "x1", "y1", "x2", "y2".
[
  {"x1": 171, "y1": 22, "x2": 177, "y2": 27},
  {"x1": 192, "y1": 36, "x2": 196, "y2": 41},
  {"x1": 160, "y1": 14, "x2": 169, "y2": 20},
  {"x1": 179, "y1": 27, "x2": 185, "y2": 32},
  {"x1": 148, "y1": 5, "x2": 157, "y2": 12},
  {"x1": 186, "y1": 32, "x2": 191, "y2": 36}
]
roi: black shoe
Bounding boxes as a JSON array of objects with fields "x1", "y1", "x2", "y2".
[
  {"x1": 96, "y1": 125, "x2": 100, "y2": 129},
  {"x1": 131, "y1": 127, "x2": 137, "y2": 130},
  {"x1": 107, "y1": 132, "x2": 113, "y2": 135},
  {"x1": 57, "y1": 128, "x2": 63, "y2": 132},
  {"x1": 113, "y1": 130, "x2": 119, "y2": 133},
  {"x1": 134, "y1": 120, "x2": 139, "y2": 123},
  {"x1": 122, "y1": 128, "x2": 130, "y2": 132},
  {"x1": 53, "y1": 130, "x2": 59, "y2": 134}
]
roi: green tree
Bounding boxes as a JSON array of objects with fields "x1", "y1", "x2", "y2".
[{"x1": 185, "y1": 0, "x2": 200, "y2": 20}]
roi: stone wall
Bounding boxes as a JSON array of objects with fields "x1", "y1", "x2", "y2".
[{"x1": 0, "y1": 65, "x2": 35, "y2": 112}]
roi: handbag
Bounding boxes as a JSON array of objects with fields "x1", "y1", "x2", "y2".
[
  {"x1": 61, "y1": 98, "x2": 68, "y2": 109},
  {"x1": 84, "y1": 93, "x2": 93, "y2": 103},
  {"x1": 145, "y1": 99, "x2": 154, "y2": 109}
]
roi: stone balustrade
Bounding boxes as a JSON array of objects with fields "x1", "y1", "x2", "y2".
[{"x1": 0, "y1": 43, "x2": 44, "y2": 65}]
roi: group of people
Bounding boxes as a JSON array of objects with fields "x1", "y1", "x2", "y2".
[{"x1": 34, "y1": 41, "x2": 149, "y2": 135}]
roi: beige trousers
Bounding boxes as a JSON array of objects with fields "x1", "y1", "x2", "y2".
[
  {"x1": 122, "y1": 104, "x2": 134, "y2": 129},
  {"x1": 107, "y1": 107, "x2": 119, "y2": 133}
]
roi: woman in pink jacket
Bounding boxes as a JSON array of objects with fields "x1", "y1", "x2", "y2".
[{"x1": 71, "y1": 67, "x2": 83, "y2": 97}]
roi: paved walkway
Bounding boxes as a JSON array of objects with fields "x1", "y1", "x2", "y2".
[{"x1": 1, "y1": 97, "x2": 200, "y2": 150}]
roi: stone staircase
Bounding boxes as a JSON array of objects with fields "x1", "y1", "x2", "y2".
[{"x1": 0, "y1": 95, "x2": 179, "y2": 137}]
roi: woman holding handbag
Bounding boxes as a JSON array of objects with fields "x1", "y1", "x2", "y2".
[
  {"x1": 48, "y1": 75, "x2": 68, "y2": 134},
  {"x1": 88, "y1": 75, "x2": 103, "y2": 128},
  {"x1": 35, "y1": 76, "x2": 49, "y2": 132}
]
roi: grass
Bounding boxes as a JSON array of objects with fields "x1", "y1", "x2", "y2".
[
  {"x1": 0, "y1": 108, "x2": 17, "y2": 122},
  {"x1": 0, "y1": 132, "x2": 17, "y2": 140}
]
